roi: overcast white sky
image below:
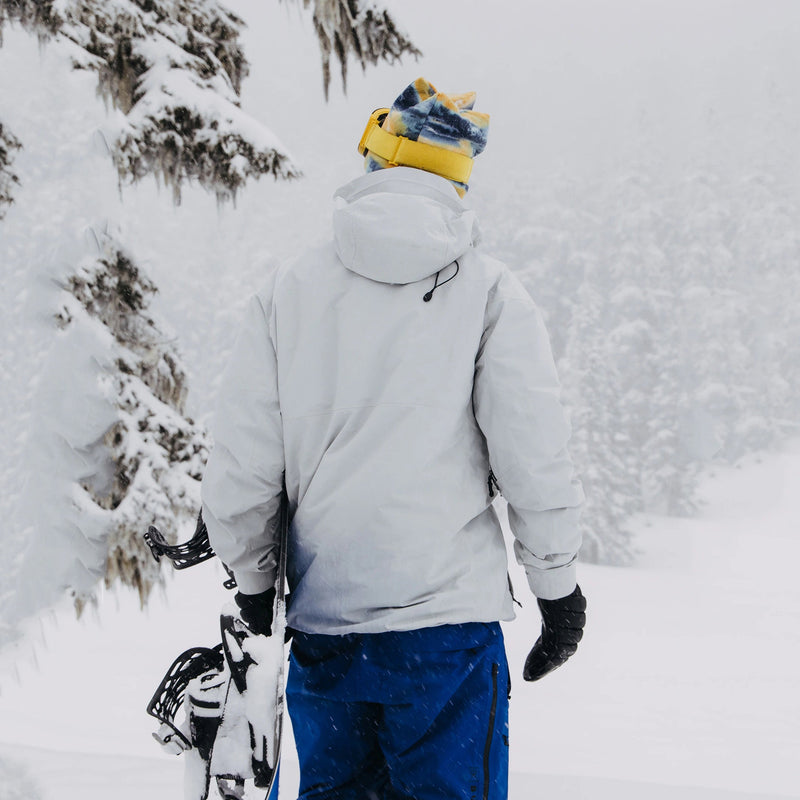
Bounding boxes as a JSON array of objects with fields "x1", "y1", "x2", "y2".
[{"x1": 223, "y1": 0, "x2": 800, "y2": 187}]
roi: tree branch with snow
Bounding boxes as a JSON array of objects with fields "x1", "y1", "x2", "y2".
[
  {"x1": 295, "y1": 0, "x2": 422, "y2": 99},
  {"x1": 0, "y1": 0, "x2": 421, "y2": 198},
  {"x1": 0, "y1": 0, "x2": 300, "y2": 202}
]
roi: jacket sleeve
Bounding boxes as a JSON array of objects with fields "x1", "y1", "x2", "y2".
[
  {"x1": 472, "y1": 268, "x2": 584, "y2": 600},
  {"x1": 201, "y1": 290, "x2": 285, "y2": 595}
]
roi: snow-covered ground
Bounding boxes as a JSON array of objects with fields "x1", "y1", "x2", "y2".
[{"x1": 1, "y1": 441, "x2": 798, "y2": 800}]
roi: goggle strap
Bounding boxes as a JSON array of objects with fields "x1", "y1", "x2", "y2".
[{"x1": 360, "y1": 117, "x2": 474, "y2": 185}]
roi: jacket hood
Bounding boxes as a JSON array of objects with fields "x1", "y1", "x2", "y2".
[{"x1": 333, "y1": 167, "x2": 477, "y2": 284}]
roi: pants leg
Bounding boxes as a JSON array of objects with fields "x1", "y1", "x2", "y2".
[
  {"x1": 379, "y1": 631, "x2": 510, "y2": 800},
  {"x1": 286, "y1": 689, "x2": 391, "y2": 799},
  {"x1": 286, "y1": 632, "x2": 391, "y2": 799},
  {"x1": 286, "y1": 624, "x2": 509, "y2": 800}
]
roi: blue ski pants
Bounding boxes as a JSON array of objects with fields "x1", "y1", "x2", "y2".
[{"x1": 286, "y1": 622, "x2": 510, "y2": 800}]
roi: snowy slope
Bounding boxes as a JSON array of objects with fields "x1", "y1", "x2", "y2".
[{"x1": 1, "y1": 441, "x2": 798, "y2": 799}]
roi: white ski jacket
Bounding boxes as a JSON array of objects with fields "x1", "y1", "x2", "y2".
[{"x1": 202, "y1": 167, "x2": 584, "y2": 635}]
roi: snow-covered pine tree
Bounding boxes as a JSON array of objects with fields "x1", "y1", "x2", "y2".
[
  {"x1": 0, "y1": 0, "x2": 300, "y2": 203},
  {"x1": 606, "y1": 173, "x2": 698, "y2": 518},
  {"x1": 0, "y1": 121, "x2": 20, "y2": 218},
  {"x1": 728, "y1": 171, "x2": 800, "y2": 448},
  {"x1": 0, "y1": 0, "x2": 259, "y2": 620},
  {"x1": 51, "y1": 228, "x2": 209, "y2": 612},
  {"x1": 669, "y1": 172, "x2": 752, "y2": 462},
  {"x1": 560, "y1": 254, "x2": 638, "y2": 565},
  {"x1": 0, "y1": 0, "x2": 421, "y2": 200},
  {"x1": 0, "y1": 1, "x2": 420, "y2": 628}
]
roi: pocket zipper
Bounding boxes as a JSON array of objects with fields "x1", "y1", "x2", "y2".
[{"x1": 483, "y1": 662, "x2": 499, "y2": 800}]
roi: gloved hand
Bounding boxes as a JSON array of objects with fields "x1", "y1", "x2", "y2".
[
  {"x1": 234, "y1": 586, "x2": 276, "y2": 637},
  {"x1": 523, "y1": 584, "x2": 586, "y2": 682}
]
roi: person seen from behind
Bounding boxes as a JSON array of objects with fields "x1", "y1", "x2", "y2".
[{"x1": 202, "y1": 77, "x2": 587, "y2": 800}]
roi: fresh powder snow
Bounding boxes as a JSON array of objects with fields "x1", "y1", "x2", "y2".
[{"x1": 1, "y1": 442, "x2": 799, "y2": 798}]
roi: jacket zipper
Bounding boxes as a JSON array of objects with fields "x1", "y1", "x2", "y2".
[
  {"x1": 507, "y1": 573, "x2": 522, "y2": 609},
  {"x1": 483, "y1": 662, "x2": 499, "y2": 800},
  {"x1": 487, "y1": 470, "x2": 500, "y2": 499}
]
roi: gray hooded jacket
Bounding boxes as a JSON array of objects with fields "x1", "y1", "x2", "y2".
[{"x1": 201, "y1": 167, "x2": 584, "y2": 635}]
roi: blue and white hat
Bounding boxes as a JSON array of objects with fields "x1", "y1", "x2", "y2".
[{"x1": 360, "y1": 77, "x2": 490, "y2": 196}]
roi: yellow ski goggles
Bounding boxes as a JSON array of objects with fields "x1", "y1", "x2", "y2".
[{"x1": 357, "y1": 108, "x2": 474, "y2": 186}]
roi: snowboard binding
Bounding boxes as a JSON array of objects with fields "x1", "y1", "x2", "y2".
[
  {"x1": 146, "y1": 611, "x2": 284, "y2": 800},
  {"x1": 148, "y1": 644, "x2": 226, "y2": 754},
  {"x1": 144, "y1": 497, "x2": 289, "y2": 800},
  {"x1": 144, "y1": 513, "x2": 237, "y2": 589}
]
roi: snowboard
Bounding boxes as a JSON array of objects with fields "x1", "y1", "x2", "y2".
[{"x1": 145, "y1": 493, "x2": 290, "y2": 800}]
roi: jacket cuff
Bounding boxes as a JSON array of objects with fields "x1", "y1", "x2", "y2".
[
  {"x1": 524, "y1": 561, "x2": 577, "y2": 601},
  {"x1": 234, "y1": 570, "x2": 274, "y2": 595}
]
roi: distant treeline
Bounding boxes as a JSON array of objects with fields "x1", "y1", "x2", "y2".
[{"x1": 483, "y1": 167, "x2": 800, "y2": 564}]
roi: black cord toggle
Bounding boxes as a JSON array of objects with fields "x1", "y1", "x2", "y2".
[{"x1": 423, "y1": 259, "x2": 460, "y2": 302}]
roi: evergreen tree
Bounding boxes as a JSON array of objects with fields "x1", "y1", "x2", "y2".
[
  {"x1": 669, "y1": 172, "x2": 750, "y2": 462},
  {"x1": 738, "y1": 177, "x2": 800, "y2": 439},
  {"x1": 53, "y1": 229, "x2": 209, "y2": 611},
  {"x1": 0, "y1": 1, "x2": 419, "y2": 624},
  {"x1": 0, "y1": 0, "x2": 299, "y2": 202},
  {"x1": 561, "y1": 272, "x2": 636, "y2": 565},
  {"x1": 605, "y1": 173, "x2": 697, "y2": 518},
  {"x1": 0, "y1": 121, "x2": 20, "y2": 218},
  {"x1": 0, "y1": 0, "x2": 419, "y2": 200},
  {"x1": 2, "y1": 222, "x2": 209, "y2": 623}
]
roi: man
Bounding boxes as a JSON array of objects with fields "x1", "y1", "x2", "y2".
[{"x1": 202, "y1": 78, "x2": 586, "y2": 800}]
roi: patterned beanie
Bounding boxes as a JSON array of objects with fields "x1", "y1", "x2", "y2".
[{"x1": 362, "y1": 77, "x2": 490, "y2": 196}]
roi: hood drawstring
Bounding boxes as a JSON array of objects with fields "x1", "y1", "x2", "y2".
[{"x1": 423, "y1": 259, "x2": 460, "y2": 302}]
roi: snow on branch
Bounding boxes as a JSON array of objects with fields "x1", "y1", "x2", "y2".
[
  {"x1": 0, "y1": 122, "x2": 21, "y2": 219},
  {"x1": 0, "y1": 0, "x2": 59, "y2": 44},
  {"x1": 114, "y1": 66, "x2": 300, "y2": 203},
  {"x1": 294, "y1": 0, "x2": 421, "y2": 99},
  {"x1": 0, "y1": 0, "x2": 300, "y2": 202},
  {"x1": 54, "y1": 231, "x2": 209, "y2": 609}
]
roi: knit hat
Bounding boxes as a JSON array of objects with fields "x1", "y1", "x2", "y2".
[{"x1": 359, "y1": 77, "x2": 490, "y2": 196}]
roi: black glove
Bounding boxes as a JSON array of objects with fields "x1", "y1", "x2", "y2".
[
  {"x1": 523, "y1": 584, "x2": 586, "y2": 682},
  {"x1": 234, "y1": 587, "x2": 276, "y2": 637}
]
